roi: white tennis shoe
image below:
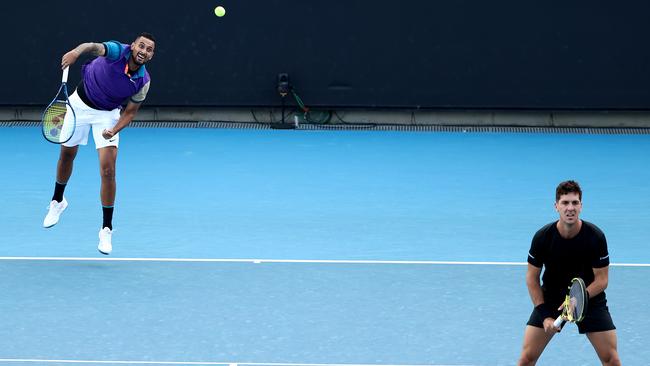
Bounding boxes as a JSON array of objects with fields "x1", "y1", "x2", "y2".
[
  {"x1": 43, "y1": 197, "x2": 68, "y2": 228},
  {"x1": 98, "y1": 227, "x2": 113, "y2": 255}
]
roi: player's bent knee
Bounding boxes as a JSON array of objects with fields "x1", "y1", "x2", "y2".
[
  {"x1": 100, "y1": 167, "x2": 115, "y2": 180},
  {"x1": 603, "y1": 353, "x2": 621, "y2": 366},
  {"x1": 517, "y1": 352, "x2": 539, "y2": 366}
]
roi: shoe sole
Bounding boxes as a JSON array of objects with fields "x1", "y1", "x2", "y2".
[{"x1": 98, "y1": 248, "x2": 111, "y2": 255}]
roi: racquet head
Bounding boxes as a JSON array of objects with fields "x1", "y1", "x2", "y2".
[
  {"x1": 563, "y1": 277, "x2": 588, "y2": 323},
  {"x1": 42, "y1": 67, "x2": 76, "y2": 144}
]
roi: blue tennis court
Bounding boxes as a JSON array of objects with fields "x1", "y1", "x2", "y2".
[{"x1": 1, "y1": 125, "x2": 649, "y2": 365}]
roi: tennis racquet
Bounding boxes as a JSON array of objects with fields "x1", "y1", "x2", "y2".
[
  {"x1": 553, "y1": 277, "x2": 589, "y2": 327},
  {"x1": 42, "y1": 66, "x2": 75, "y2": 144}
]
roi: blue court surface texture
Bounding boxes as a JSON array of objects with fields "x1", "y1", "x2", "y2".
[{"x1": 1, "y1": 126, "x2": 649, "y2": 366}]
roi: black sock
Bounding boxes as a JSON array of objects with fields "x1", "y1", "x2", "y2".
[
  {"x1": 52, "y1": 182, "x2": 66, "y2": 202},
  {"x1": 102, "y1": 206, "x2": 114, "y2": 230}
]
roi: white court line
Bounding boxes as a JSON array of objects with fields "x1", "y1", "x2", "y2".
[
  {"x1": 0, "y1": 256, "x2": 525, "y2": 265},
  {"x1": 0, "y1": 359, "x2": 477, "y2": 366},
  {"x1": 0, "y1": 256, "x2": 648, "y2": 266}
]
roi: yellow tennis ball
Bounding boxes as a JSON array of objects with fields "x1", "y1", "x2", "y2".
[{"x1": 214, "y1": 6, "x2": 226, "y2": 17}]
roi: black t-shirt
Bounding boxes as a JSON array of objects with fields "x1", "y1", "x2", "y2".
[{"x1": 527, "y1": 220, "x2": 609, "y2": 304}]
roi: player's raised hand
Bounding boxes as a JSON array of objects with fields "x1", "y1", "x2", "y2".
[{"x1": 61, "y1": 50, "x2": 80, "y2": 69}]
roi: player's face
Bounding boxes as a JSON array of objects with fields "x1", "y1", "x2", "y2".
[
  {"x1": 131, "y1": 37, "x2": 155, "y2": 66},
  {"x1": 555, "y1": 192, "x2": 582, "y2": 225}
]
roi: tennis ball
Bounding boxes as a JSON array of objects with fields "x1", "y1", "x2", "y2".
[{"x1": 214, "y1": 6, "x2": 226, "y2": 17}]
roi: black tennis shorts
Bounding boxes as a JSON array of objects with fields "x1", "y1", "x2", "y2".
[{"x1": 527, "y1": 294, "x2": 616, "y2": 334}]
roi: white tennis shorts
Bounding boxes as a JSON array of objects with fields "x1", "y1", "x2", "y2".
[{"x1": 62, "y1": 91, "x2": 121, "y2": 149}]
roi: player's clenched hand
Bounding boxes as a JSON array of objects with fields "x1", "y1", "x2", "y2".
[
  {"x1": 102, "y1": 129, "x2": 115, "y2": 140},
  {"x1": 543, "y1": 318, "x2": 560, "y2": 333}
]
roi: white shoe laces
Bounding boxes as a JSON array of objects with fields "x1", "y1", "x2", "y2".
[{"x1": 46, "y1": 201, "x2": 64, "y2": 212}]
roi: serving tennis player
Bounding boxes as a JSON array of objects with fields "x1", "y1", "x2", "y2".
[{"x1": 43, "y1": 33, "x2": 155, "y2": 255}]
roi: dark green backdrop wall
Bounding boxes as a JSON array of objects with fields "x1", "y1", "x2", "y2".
[{"x1": 4, "y1": 1, "x2": 650, "y2": 109}]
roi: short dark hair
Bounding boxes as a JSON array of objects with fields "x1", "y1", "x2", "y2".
[
  {"x1": 556, "y1": 180, "x2": 582, "y2": 202},
  {"x1": 136, "y1": 32, "x2": 156, "y2": 44}
]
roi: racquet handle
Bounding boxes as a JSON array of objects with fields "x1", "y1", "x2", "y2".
[
  {"x1": 62, "y1": 66, "x2": 69, "y2": 83},
  {"x1": 553, "y1": 315, "x2": 563, "y2": 328}
]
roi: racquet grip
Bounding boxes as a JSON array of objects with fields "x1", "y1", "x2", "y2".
[
  {"x1": 62, "y1": 66, "x2": 69, "y2": 83},
  {"x1": 553, "y1": 315, "x2": 563, "y2": 328}
]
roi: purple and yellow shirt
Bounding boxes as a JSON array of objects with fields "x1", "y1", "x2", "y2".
[{"x1": 80, "y1": 41, "x2": 151, "y2": 111}]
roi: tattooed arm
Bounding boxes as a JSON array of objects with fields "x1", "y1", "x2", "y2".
[{"x1": 61, "y1": 42, "x2": 106, "y2": 69}]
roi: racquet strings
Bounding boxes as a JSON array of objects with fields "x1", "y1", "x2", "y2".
[
  {"x1": 43, "y1": 101, "x2": 69, "y2": 142},
  {"x1": 568, "y1": 279, "x2": 587, "y2": 321}
]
